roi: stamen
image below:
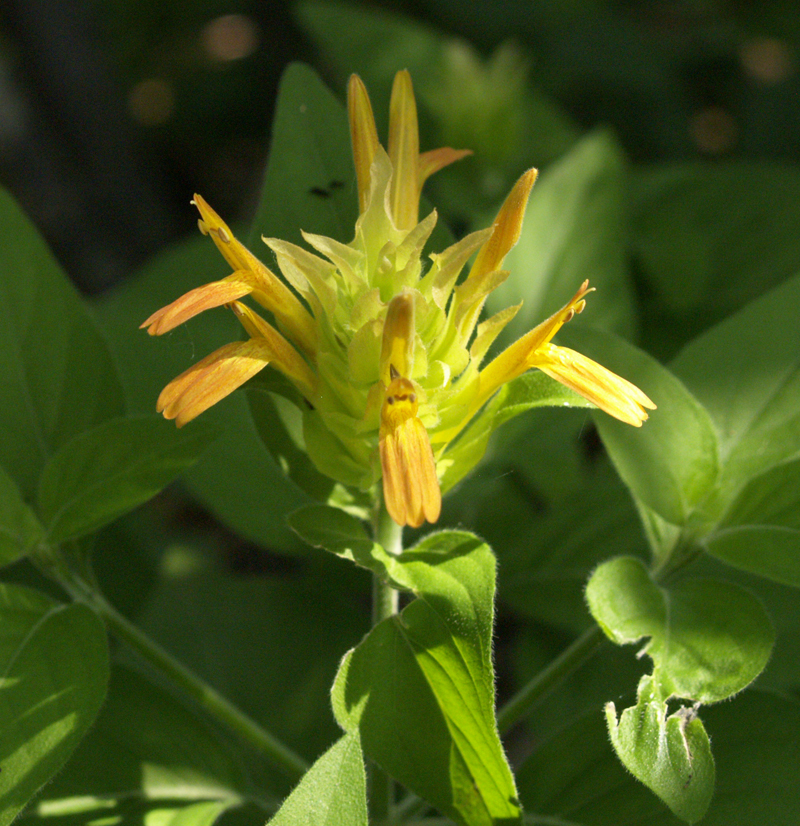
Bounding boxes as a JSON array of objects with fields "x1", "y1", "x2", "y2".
[
  {"x1": 216, "y1": 227, "x2": 231, "y2": 244},
  {"x1": 197, "y1": 219, "x2": 209, "y2": 235}
]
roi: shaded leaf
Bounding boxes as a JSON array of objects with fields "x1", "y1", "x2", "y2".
[
  {"x1": 564, "y1": 327, "x2": 719, "y2": 527},
  {"x1": 36, "y1": 416, "x2": 217, "y2": 542},
  {"x1": 95, "y1": 235, "x2": 307, "y2": 553},
  {"x1": 488, "y1": 129, "x2": 636, "y2": 346},
  {"x1": 0, "y1": 464, "x2": 43, "y2": 567},
  {"x1": 0, "y1": 585, "x2": 109, "y2": 826},
  {"x1": 0, "y1": 187, "x2": 124, "y2": 500}
]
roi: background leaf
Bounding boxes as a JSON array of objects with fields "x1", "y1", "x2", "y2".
[
  {"x1": 564, "y1": 327, "x2": 720, "y2": 527},
  {"x1": 669, "y1": 272, "x2": 800, "y2": 517},
  {"x1": 36, "y1": 416, "x2": 217, "y2": 542},
  {"x1": 0, "y1": 585, "x2": 109, "y2": 826},
  {"x1": 0, "y1": 187, "x2": 124, "y2": 501},
  {"x1": 488, "y1": 129, "x2": 636, "y2": 346},
  {"x1": 96, "y1": 236, "x2": 308, "y2": 553},
  {"x1": 332, "y1": 531, "x2": 520, "y2": 826},
  {"x1": 0, "y1": 464, "x2": 43, "y2": 567}
]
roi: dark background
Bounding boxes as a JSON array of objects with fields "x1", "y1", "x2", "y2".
[{"x1": 2, "y1": 0, "x2": 798, "y2": 293}]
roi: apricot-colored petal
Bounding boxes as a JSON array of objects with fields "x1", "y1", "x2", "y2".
[
  {"x1": 229, "y1": 301, "x2": 316, "y2": 398},
  {"x1": 418, "y1": 147, "x2": 472, "y2": 190},
  {"x1": 157, "y1": 340, "x2": 272, "y2": 427},
  {"x1": 348, "y1": 74, "x2": 380, "y2": 215},
  {"x1": 140, "y1": 273, "x2": 253, "y2": 335}
]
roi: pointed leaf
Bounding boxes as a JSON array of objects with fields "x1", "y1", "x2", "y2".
[
  {"x1": 487, "y1": 129, "x2": 636, "y2": 345},
  {"x1": 564, "y1": 326, "x2": 719, "y2": 526},
  {"x1": 248, "y1": 62, "x2": 357, "y2": 249},
  {"x1": 670, "y1": 273, "x2": 800, "y2": 504},
  {"x1": 0, "y1": 464, "x2": 43, "y2": 567},
  {"x1": 0, "y1": 187, "x2": 124, "y2": 500},
  {"x1": 331, "y1": 531, "x2": 521, "y2": 826},
  {"x1": 36, "y1": 416, "x2": 217, "y2": 542},
  {"x1": 706, "y1": 457, "x2": 800, "y2": 587},
  {"x1": 0, "y1": 584, "x2": 109, "y2": 826},
  {"x1": 267, "y1": 733, "x2": 367, "y2": 826}
]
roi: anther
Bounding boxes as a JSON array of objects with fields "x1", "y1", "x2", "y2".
[
  {"x1": 197, "y1": 219, "x2": 209, "y2": 236},
  {"x1": 216, "y1": 227, "x2": 231, "y2": 244}
]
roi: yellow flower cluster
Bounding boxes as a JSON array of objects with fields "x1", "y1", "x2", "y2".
[{"x1": 143, "y1": 71, "x2": 654, "y2": 528}]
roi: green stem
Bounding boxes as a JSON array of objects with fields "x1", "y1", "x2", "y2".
[
  {"x1": 64, "y1": 574, "x2": 309, "y2": 782},
  {"x1": 369, "y1": 500, "x2": 403, "y2": 822},
  {"x1": 497, "y1": 625, "x2": 606, "y2": 734}
]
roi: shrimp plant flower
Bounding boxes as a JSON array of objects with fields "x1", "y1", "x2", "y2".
[{"x1": 142, "y1": 71, "x2": 655, "y2": 529}]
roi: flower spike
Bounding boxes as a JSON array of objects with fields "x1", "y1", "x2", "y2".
[{"x1": 144, "y1": 70, "x2": 654, "y2": 528}]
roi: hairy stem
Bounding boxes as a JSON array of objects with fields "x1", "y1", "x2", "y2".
[{"x1": 369, "y1": 499, "x2": 403, "y2": 821}]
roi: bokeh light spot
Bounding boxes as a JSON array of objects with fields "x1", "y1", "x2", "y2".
[
  {"x1": 201, "y1": 14, "x2": 260, "y2": 62},
  {"x1": 128, "y1": 78, "x2": 175, "y2": 126},
  {"x1": 689, "y1": 107, "x2": 738, "y2": 154},
  {"x1": 740, "y1": 37, "x2": 795, "y2": 85}
]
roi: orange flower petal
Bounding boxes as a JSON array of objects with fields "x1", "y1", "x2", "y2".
[
  {"x1": 468, "y1": 168, "x2": 538, "y2": 281},
  {"x1": 157, "y1": 339, "x2": 272, "y2": 427},
  {"x1": 140, "y1": 273, "x2": 253, "y2": 335}
]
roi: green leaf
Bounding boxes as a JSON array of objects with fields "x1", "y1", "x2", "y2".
[
  {"x1": 670, "y1": 272, "x2": 800, "y2": 509},
  {"x1": 0, "y1": 584, "x2": 109, "y2": 826},
  {"x1": 247, "y1": 62, "x2": 357, "y2": 249},
  {"x1": 607, "y1": 675, "x2": 715, "y2": 824},
  {"x1": 586, "y1": 556, "x2": 774, "y2": 703},
  {"x1": 267, "y1": 732, "x2": 366, "y2": 826},
  {"x1": 331, "y1": 531, "x2": 521, "y2": 826},
  {"x1": 705, "y1": 457, "x2": 800, "y2": 587},
  {"x1": 0, "y1": 187, "x2": 124, "y2": 500},
  {"x1": 440, "y1": 371, "x2": 593, "y2": 494},
  {"x1": 564, "y1": 326, "x2": 720, "y2": 526},
  {"x1": 288, "y1": 505, "x2": 375, "y2": 564},
  {"x1": 518, "y1": 690, "x2": 800, "y2": 826},
  {"x1": 95, "y1": 235, "x2": 307, "y2": 553},
  {"x1": 487, "y1": 129, "x2": 636, "y2": 346},
  {"x1": 31, "y1": 666, "x2": 250, "y2": 822},
  {"x1": 0, "y1": 464, "x2": 43, "y2": 567},
  {"x1": 36, "y1": 416, "x2": 216, "y2": 543}
]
